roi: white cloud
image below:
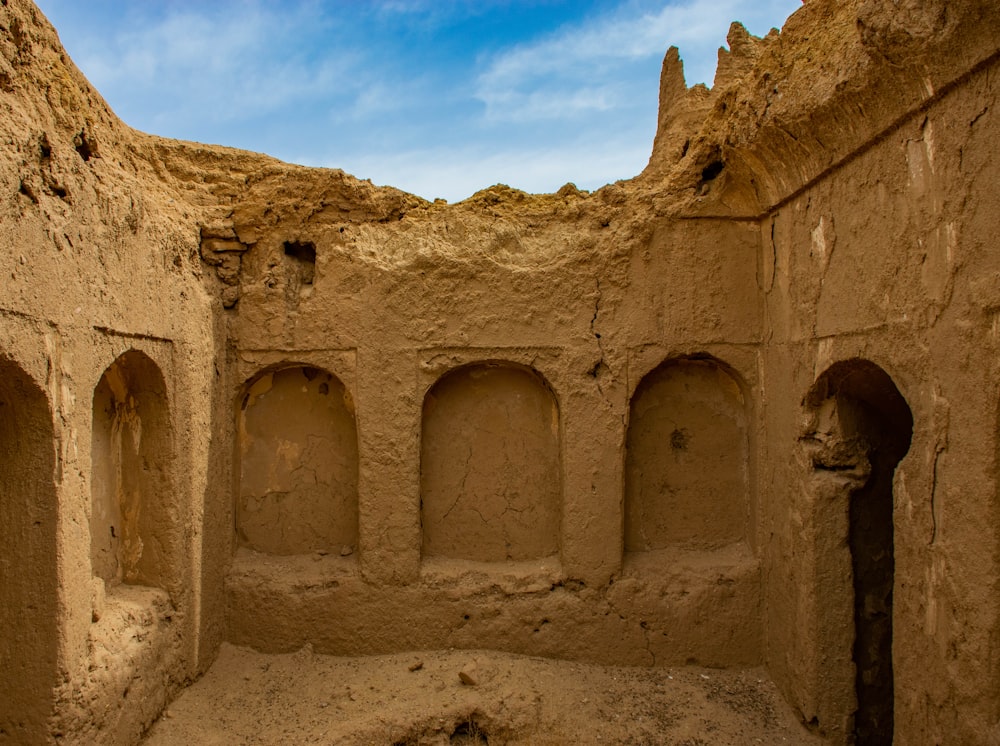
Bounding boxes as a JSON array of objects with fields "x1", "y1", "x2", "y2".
[
  {"x1": 475, "y1": 0, "x2": 800, "y2": 122},
  {"x1": 38, "y1": 0, "x2": 801, "y2": 200},
  {"x1": 480, "y1": 2, "x2": 732, "y2": 82},
  {"x1": 480, "y1": 86, "x2": 620, "y2": 122},
  {"x1": 71, "y1": 3, "x2": 361, "y2": 128}
]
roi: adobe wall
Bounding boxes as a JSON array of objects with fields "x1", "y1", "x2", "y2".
[
  {"x1": 687, "y1": 3, "x2": 1000, "y2": 742},
  {"x1": 211, "y1": 184, "x2": 763, "y2": 666},
  {"x1": 1, "y1": 0, "x2": 999, "y2": 744},
  {"x1": 758, "y1": 58, "x2": 1000, "y2": 744},
  {"x1": 0, "y1": 4, "x2": 253, "y2": 741}
]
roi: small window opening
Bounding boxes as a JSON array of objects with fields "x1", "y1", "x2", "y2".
[
  {"x1": 74, "y1": 130, "x2": 96, "y2": 161},
  {"x1": 283, "y1": 241, "x2": 316, "y2": 285}
]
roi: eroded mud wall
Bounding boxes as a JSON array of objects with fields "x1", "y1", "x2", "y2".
[
  {"x1": 5, "y1": 0, "x2": 1000, "y2": 742},
  {"x1": 0, "y1": 2, "x2": 237, "y2": 741},
  {"x1": 0, "y1": 355, "x2": 58, "y2": 744},
  {"x1": 219, "y1": 199, "x2": 763, "y2": 668},
  {"x1": 757, "y1": 50, "x2": 1000, "y2": 746}
]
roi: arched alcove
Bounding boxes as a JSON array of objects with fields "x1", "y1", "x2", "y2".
[
  {"x1": 625, "y1": 356, "x2": 749, "y2": 552},
  {"x1": 802, "y1": 358, "x2": 912, "y2": 745},
  {"x1": 91, "y1": 350, "x2": 175, "y2": 591},
  {"x1": 420, "y1": 363, "x2": 561, "y2": 562},
  {"x1": 237, "y1": 365, "x2": 358, "y2": 555},
  {"x1": 0, "y1": 355, "x2": 58, "y2": 742}
]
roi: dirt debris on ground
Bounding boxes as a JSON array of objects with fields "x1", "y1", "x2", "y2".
[{"x1": 142, "y1": 644, "x2": 822, "y2": 745}]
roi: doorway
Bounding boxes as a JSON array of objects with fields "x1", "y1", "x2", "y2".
[{"x1": 804, "y1": 359, "x2": 912, "y2": 744}]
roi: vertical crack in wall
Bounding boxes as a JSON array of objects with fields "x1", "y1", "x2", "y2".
[
  {"x1": 441, "y1": 442, "x2": 474, "y2": 521},
  {"x1": 588, "y1": 278, "x2": 612, "y2": 405},
  {"x1": 928, "y1": 444, "x2": 943, "y2": 544},
  {"x1": 640, "y1": 620, "x2": 658, "y2": 666},
  {"x1": 928, "y1": 388, "x2": 949, "y2": 545}
]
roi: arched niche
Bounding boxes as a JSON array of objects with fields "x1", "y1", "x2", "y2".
[
  {"x1": 0, "y1": 355, "x2": 58, "y2": 742},
  {"x1": 237, "y1": 365, "x2": 358, "y2": 555},
  {"x1": 421, "y1": 362, "x2": 561, "y2": 562},
  {"x1": 802, "y1": 358, "x2": 912, "y2": 745},
  {"x1": 625, "y1": 356, "x2": 749, "y2": 552},
  {"x1": 91, "y1": 350, "x2": 175, "y2": 592}
]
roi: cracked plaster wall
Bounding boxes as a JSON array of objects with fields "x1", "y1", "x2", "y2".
[
  {"x1": 757, "y1": 48, "x2": 1000, "y2": 745},
  {"x1": 625, "y1": 357, "x2": 749, "y2": 552},
  {"x1": 420, "y1": 363, "x2": 561, "y2": 562},
  {"x1": 237, "y1": 365, "x2": 359, "y2": 555},
  {"x1": 2, "y1": 0, "x2": 1000, "y2": 743}
]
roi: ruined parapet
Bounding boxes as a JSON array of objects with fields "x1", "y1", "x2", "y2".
[
  {"x1": 639, "y1": 0, "x2": 1000, "y2": 219},
  {"x1": 645, "y1": 47, "x2": 713, "y2": 175},
  {"x1": 645, "y1": 22, "x2": 766, "y2": 179}
]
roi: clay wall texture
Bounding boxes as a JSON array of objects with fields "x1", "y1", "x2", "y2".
[
  {"x1": 1, "y1": 0, "x2": 999, "y2": 743},
  {"x1": 238, "y1": 365, "x2": 359, "y2": 555}
]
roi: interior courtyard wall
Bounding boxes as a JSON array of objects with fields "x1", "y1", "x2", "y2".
[
  {"x1": 757, "y1": 54, "x2": 1000, "y2": 744},
  {"x1": 62, "y1": 337, "x2": 187, "y2": 744},
  {"x1": 1, "y1": 0, "x2": 999, "y2": 743},
  {"x1": 0, "y1": 268, "x2": 216, "y2": 745},
  {"x1": 218, "y1": 207, "x2": 764, "y2": 667},
  {"x1": 0, "y1": 4, "x2": 225, "y2": 739}
]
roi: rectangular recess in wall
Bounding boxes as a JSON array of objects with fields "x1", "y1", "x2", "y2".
[{"x1": 417, "y1": 346, "x2": 565, "y2": 575}]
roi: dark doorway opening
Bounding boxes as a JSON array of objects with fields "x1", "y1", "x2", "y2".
[{"x1": 806, "y1": 359, "x2": 913, "y2": 745}]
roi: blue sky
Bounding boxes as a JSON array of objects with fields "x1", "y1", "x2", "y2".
[{"x1": 34, "y1": 0, "x2": 800, "y2": 202}]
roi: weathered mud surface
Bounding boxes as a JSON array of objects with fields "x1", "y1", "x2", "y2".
[
  {"x1": 143, "y1": 645, "x2": 821, "y2": 746},
  {"x1": 2, "y1": 0, "x2": 1000, "y2": 744}
]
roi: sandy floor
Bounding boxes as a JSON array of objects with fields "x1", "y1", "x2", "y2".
[{"x1": 142, "y1": 644, "x2": 824, "y2": 745}]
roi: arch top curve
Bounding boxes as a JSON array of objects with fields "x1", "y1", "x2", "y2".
[
  {"x1": 240, "y1": 360, "x2": 344, "y2": 388},
  {"x1": 805, "y1": 358, "x2": 914, "y2": 462},
  {"x1": 0, "y1": 350, "x2": 53, "y2": 407},
  {"x1": 629, "y1": 353, "x2": 750, "y2": 407},
  {"x1": 100, "y1": 347, "x2": 169, "y2": 394},
  {"x1": 423, "y1": 359, "x2": 561, "y2": 411}
]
